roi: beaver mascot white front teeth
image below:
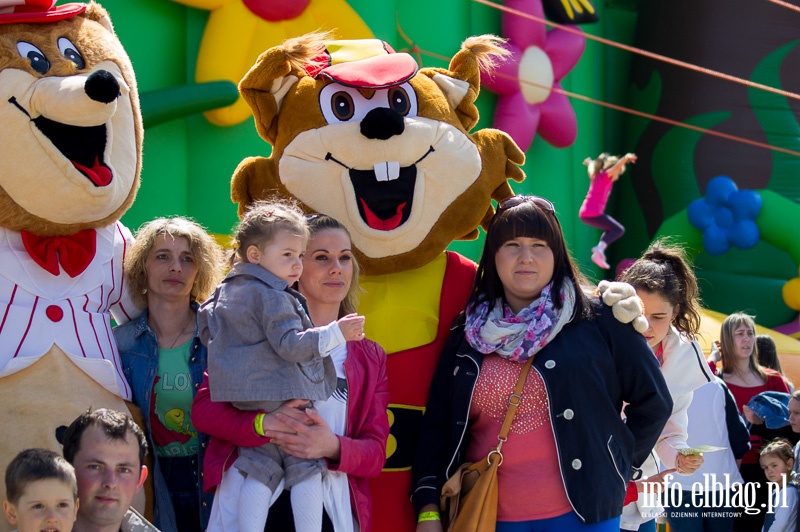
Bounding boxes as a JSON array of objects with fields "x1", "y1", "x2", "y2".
[{"x1": 0, "y1": 1, "x2": 145, "y2": 525}]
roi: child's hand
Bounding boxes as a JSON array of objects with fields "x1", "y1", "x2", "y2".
[
  {"x1": 625, "y1": 153, "x2": 637, "y2": 164},
  {"x1": 743, "y1": 405, "x2": 764, "y2": 425},
  {"x1": 709, "y1": 340, "x2": 722, "y2": 363},
  {"x1": 338, "y1": 313, "x2": 366, "y2": 341}
]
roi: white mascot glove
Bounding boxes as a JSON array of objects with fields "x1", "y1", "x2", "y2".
[{"x1": 597, "y1": 280, "x2": 649, "y2": 334}]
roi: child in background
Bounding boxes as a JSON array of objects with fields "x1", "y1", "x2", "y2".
[
  {"x1": 3, "y1": 448, "x2": 78, "y2": 532},
  {"x1": 760, "y1": 439, "x2": 798, "y2": 532},
  {"x1": 199, "y1": 199, "x2": 366, "y2": 531},
  {"x1": 580, "y1": 152, "x2": 637, "y2": 269},
  {"x1": 619, "y1": 239, "x2": 715, "y2": 531}
]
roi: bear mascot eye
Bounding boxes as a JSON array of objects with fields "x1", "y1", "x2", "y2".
[
  {"x1": 16, "y1": 41, "x2": 49, "y2": 74},
  {"x1": 57, "y1": 37, "x2": 85, "y2": 69}
]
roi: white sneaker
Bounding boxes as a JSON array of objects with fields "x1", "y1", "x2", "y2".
[{"x1": 591, "y1": 249, "x2": 610, "y2": 269}]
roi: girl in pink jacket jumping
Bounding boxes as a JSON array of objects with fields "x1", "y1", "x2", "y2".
[{"x1": 580, "y1": 152, "x2": 637, "y2": 269}]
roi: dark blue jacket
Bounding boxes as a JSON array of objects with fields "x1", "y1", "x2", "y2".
[
  {"x1": 411, "y1": 301, "x2": 673, "y2": 524},
  {"x1": 114, "y1": 306, "x2": 213, "y2": 531}
]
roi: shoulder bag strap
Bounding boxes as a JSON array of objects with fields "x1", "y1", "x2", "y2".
[{"x1": 492, "y1": 357, "x2": 535, "y2": 459}]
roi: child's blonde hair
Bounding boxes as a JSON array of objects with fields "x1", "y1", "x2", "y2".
[
  {"x1": 584, "y1": 152, "x2": 623, "y2": 179},
  {"x1": 232, "y1": 199, "x2": 309, "y2": 265},
  {"x1": 760, "y1": 438, "x2": 795, "y2": 467}
]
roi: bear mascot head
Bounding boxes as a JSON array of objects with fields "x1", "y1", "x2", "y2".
[
  {"x1": 229, "y1": 31, "x2": 525, "y2": 531},
  {"x1": 0, "y1": 0, "x2": 144, "y2": 525}
]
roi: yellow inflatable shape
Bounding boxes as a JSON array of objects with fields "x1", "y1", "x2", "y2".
[
  {"x1": 171, "y1": 0, "x2": 373, "y2": 126},
  {"x1": 783, "y1": 277, "x2": 800, "y2": 311}
]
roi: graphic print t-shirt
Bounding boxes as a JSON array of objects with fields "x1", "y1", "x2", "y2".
[{"x1": 150, "y1": 340, "x2": 198, "y2": 457}]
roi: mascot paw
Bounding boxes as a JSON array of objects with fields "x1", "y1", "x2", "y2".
[{"x1": 597, "y1": 281, "x2": 649, "y2": 333}]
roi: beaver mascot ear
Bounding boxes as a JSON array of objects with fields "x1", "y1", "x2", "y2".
[
  {"x1": 231, "y1": 32, "x2": 524, "y2": 275},
  {"x1": 0, "y1": 2, "x2": 147, "y2": 528}
]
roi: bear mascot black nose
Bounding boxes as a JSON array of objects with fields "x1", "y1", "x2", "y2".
[{"x1": 84, "y1": 69, "x2": 120, "y2": 104}]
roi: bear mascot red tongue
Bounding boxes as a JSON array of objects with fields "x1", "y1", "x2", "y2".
[
  {"x1": 0, "y1": 1, "x2": 145, "y2": 526},
  {"x1": 230, "y1": 32, "x2": 526, "y2": 532}
]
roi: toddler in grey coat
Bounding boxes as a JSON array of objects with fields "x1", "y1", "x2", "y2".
[{"x1": 198, "y1": 200, "x2": 365, "y2": 532}]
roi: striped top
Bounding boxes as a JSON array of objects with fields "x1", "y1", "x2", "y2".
[{"x1": 0, "y1": 222, "x2": 141, "y2": 399}]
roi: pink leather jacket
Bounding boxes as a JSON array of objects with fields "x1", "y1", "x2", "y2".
[{"x1": 191, "y1": 339, "x2": 389, "y2": 532}]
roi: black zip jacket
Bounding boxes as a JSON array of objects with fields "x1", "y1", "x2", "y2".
[{"x1": 411, "y1": 300, "x2": 673, "y2": 524}]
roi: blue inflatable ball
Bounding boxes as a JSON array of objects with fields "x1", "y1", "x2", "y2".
[
  {"x1": 713, "y1": 206, "x2": 734, "y2": 228},
  {"x1": 688, "y1": 199, "x2": 715, "y2": 230},
  {"x1": 727, "y1": 220, "x2": 760, "y2": 249},
  {"x1": 703, "y1": 225, "x2": 730, "y2": 255},
  {"x1": 705, "y1": 176, "x2": 737, "y2": 207},
  {"x1": 728, "y1": 190, "x2": 762, "y2": 220}
]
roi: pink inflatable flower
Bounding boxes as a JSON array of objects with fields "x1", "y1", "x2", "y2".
[{"x1": 482, "y1": 0, "x2": 585, "y2": 151}]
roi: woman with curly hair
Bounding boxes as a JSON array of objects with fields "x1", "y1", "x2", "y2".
[{"x1": 114, "y1": 216, "x2": 226, "y2": 532}]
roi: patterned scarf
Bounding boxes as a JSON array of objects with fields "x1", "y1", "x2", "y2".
[{"x1": 465, "y1": 281, "x2": 576, "y2": 362}]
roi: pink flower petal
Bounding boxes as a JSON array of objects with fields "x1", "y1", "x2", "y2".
[
  {"x1": 503, "y1": 0, "x2": 546, "y2": 49},
  {"x1": 543, "y1": 27, "x2": 586, "y2": 82},
  {"x1": 494, "y1": 91, "x2": 540, "y2": 152},
  {"x1": 537, "y1": 88, "x2": 578, "y2": 147},
  {"x1": 481, "y1": 43, "x2": 522, "y2": 96}
]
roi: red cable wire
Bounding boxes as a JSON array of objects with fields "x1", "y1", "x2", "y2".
[
  {"x1": 766, "y1": 0, "x2": 800, "y2": 14},
  {"x1": 409, "y1": 45, "x2": 800, "y2": 157},
  {"x1": 472, "y1": 0, "x2": 800, "y2": 103},
  {"x1": 401, "y1": 4, "x2": 800, "y2": 158}
]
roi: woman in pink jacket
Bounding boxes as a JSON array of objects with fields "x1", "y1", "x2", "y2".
[{"x1": 192, "y1": 214, "x2": 390, "y2": 531}]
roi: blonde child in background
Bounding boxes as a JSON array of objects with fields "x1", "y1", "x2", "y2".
[
  {"x1": 760, "y1": 439, "x2": 798, "y2": 532},
  {"x1": 199, "y1": 199, "x2": 366, "y2": 532},
  {"x1": 3, "y1": 448, "x2": 78, "y2": 532},
  {"x1": 580, "y1": 152, "x2": 637, "y2": 269}
]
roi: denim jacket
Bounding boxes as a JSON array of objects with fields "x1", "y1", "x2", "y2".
[{"x1": 114, "y1": 305, "x2": 213, "y2": 531}]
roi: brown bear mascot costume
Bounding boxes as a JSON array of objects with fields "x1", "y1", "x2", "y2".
[{"x1": 0, "y1": 1, "x2": 144, "y2": 526}]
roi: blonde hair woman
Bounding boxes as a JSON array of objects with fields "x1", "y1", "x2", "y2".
[{"x1": 115, "y1": 216, "x2": 225, "y2": 532}]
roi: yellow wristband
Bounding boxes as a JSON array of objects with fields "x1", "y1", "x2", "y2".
[
  {"x1": 418, "y1": 511, "x2": 440, "y2": 522},
  {"x1": 254, "y1": 413, "x2": 266, "y2": 437}
]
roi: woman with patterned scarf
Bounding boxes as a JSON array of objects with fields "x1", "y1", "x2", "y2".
[{"x1": 411, "y1": 195, "x2": 672, "y2": 532}]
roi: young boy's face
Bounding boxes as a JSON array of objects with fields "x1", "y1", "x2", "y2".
[{"x1": 2, "y1": 479, "x2": 78, "y2": 532}]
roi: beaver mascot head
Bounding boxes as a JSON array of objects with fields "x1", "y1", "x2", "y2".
[{"x1": 230, "y1": 32, "x2": 525, "y2": 275}]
